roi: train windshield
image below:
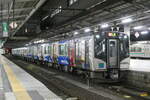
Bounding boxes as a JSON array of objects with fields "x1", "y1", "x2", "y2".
[{"x1": 94, "y1": 37, "x2": 106, "y2": 61}]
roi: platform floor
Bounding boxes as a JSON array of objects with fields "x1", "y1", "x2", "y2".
[
  {"x1": 130, "y1": 59, "x2": 150, "y2": 72},
  {"x1": 0, "y1": 55, "x2": 62, "y2": 100}
]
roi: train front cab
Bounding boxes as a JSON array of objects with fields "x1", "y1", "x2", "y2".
[{"x1": 93, "y1": 32, "x2": 129, "y2": 80}]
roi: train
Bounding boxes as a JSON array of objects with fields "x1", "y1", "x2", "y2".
[
  {"x1": 12, "y1": 31, "x2": 130, "y2": 80},
  {"x1": 130, "y1": 43, "x2": 150, "y2": 58}
]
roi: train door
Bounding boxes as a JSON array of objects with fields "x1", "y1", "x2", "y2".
[
  {"x1": 85, "y1": 39, "x2": 90, "y2": 69},
  {"x1": 107, "y1": 39, "x2": 119, "y2": 68},
  {"x1": 53, "y1": 43, "x2": 58, "y2": 63},
  {"x1": 68, "y1": 40, "x2": 76, "y2": 67},
  {"x1": 75, "y1": 39, "x2": 85, "y2": 69},
  {"x1": 107, "y1": 39, "x2": 119, "y2": 79},
  {"x1": 37, "y1": 45, "x2": 42, "y2": 61}
]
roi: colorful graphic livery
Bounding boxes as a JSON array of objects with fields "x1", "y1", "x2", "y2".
[{"x1": 12, "y1": 31, "x2": 129, "y2": 80}]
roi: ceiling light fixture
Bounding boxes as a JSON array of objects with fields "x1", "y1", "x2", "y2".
[
  {"x1": 42, "y1": 15, "x2": 49, "y2": 21},
  {"x1": 74, "y1": 31, "x2": 79, "y2": 35},
  {"x1": 141, "y1": 31, "x2": 148, "y2": 35},
  {"x1": 133, "y1": 26, "x2": 144, "y2": 30},
  {"x1": 121, "y1": 18, "x2": 133, "y2": 23},
  {"x1": 84, "y1": 28, "x2": 91, "y2": 32},
  {"x1": 101, "y1": 23, "x2": 109, "y2": 28}
]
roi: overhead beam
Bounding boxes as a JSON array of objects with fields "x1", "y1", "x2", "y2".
[
  {"x1": 43, "y1": 7, "x2": 86, "y2": 11},
  {"x1": 0, "y1": 15, "x2": 27, "y2": 21},
  {"x1": 15, "y1": 0, "x2": 36, "y2": 2},
  {"x1": 0, "y1": 7, "x2": 33, "y2": 14},
  {"x1": 9, "y1": 37, "x2": 29, "y2": 40},
  {"x1": 55, "y1": 0, "x2": 122, "y2": 30},
  {"x1": 9, "y1": 0, "x2": 14, "y2": 12},
  {"x1": 12, "y1": 0, "x2": 47, "y2": 37}
]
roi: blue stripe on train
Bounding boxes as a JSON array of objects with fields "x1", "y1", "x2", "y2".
[
  {"x1": 27, "y1": 54, "x2": 32, "y2": 58},
  {"x1": 34, "y1": 56, "x2": 39, "y2": 60},
  {"x1": 57, "y1": 56, "x2": 69, "y2": 66},
  {"x1": 44, "y1": 56, "x2": 53, "y2": 63}
]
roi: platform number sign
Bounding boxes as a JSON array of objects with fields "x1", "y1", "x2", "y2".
[{"x1": 2, "y1": 22, "x2": 8, "y2": 37}]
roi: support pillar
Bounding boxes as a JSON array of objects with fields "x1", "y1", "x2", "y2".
[{"x1": 124, "y1": 25, "x2": 131, "y2": 44}]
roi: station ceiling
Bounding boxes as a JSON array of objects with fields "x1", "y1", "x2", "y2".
[{"x1": 3, "y1": 0, "x2": 150, "y2": 48}]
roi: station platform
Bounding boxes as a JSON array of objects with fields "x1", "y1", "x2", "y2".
[
  {"x1": 0, "y1": 55, "x2": 62, "y2": 100},
  {"x1": 130, "y1": 59, "x2": 150, "y2": 72}
]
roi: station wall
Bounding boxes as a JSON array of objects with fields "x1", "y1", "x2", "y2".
[{"x1": 125, "y1": 71, "x2": 150, "y2": 91}]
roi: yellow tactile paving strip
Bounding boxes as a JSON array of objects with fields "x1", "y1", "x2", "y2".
[{"x1": 1, "y1": 59, "x2": 32, "y2": 100}]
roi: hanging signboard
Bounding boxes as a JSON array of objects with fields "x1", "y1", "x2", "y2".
[{"x1": 2, "y1": 22, "x2": 8, "y2": 37}]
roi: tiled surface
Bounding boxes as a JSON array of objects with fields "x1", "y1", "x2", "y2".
[
  {"x1": 125, "y1": 59, "x2": 150, "y2": 90},
  {"x1": 0, "y1": 55, "x2": 62, "y2": 100}
]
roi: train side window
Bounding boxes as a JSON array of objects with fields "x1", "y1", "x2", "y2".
[
  {"x1": 133, "y1": 47, "x2": 135, "y2": 52},
  {"x1": 130, "y1": 47, "x2": 132, "y2": 52},
  {"x1": 44, "y1": 46, "x2": 47, "y2": 54},
  {"x1": 59, "y1": 45, "x2": 66, "y2": 56},
  {"x1": 137, "y1": 47, "x2": 140, "y2": 52},
  {"x1": 48, "y1": 46, "x2": 51, "y2": 54},
  {"x1": 46, "y1": 46, "x2": 48, "y2": 54},
  {"x1": 134, "y1": 47, "x2": 136, "y2": 52},
  {"x1": 94, "y1": 38, "x2": 106, "y2": 60},
  {"x1": 65, "y1": 44, "x2": 68, "y2": 56}
]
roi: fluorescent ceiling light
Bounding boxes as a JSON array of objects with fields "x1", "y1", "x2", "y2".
[
  {"x1": 101, "y1": 24, "x2": 109, "y2": 28},
  {"x1": 42, "y1": 15, "x2": 49, "y2": 21},
  {"x1": 141, "y1": 31, "x2": 148, "y2": 35},
  {"x1": 84, "y1": 28, "x2": 91, "y2": 32},
  {"x1": 74, "y1": 31, "x2": 79, "y2": 35},
  {"x1": 96, "y1": 35, "x2": 100, "y2": 38},
  {"x1": 133, "y1": 26, "x2": 144, "y2": 30},
  {"x1": 121, "y1": 18, "x2": 133, "y2": 23},
  {"x1": 148, "y1": 27, "x2": 150, "y2": 30}
]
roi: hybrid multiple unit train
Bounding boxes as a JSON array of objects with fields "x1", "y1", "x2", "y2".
[
  {"x1": 130, "y1": 43, "x2": 150, "y2": 58},
  {"x1": 12, "y1": 31, "x2": 129, "y2": 80}
]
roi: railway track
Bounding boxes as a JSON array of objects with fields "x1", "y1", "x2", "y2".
[{"x1": 5, "y1": 55, "x2": 150, "y2": 100}]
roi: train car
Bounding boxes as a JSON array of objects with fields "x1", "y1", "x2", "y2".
[
  {"x1": 42, "y1": 43, "x2": 53, "y2": 64},
  {"x1": 12, "y1": 47, "x2": 27, "y2": 59},
  {"x1": 12, "y1": 31, "x2": 129, "y2": 80},
  {"x1": 130, "y1": 43, "x2": 150, "y2": 58}
]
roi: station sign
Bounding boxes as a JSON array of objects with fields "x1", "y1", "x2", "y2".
[{"x1": 2, "y1": 22, "x2": 8, "y2": 37}]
